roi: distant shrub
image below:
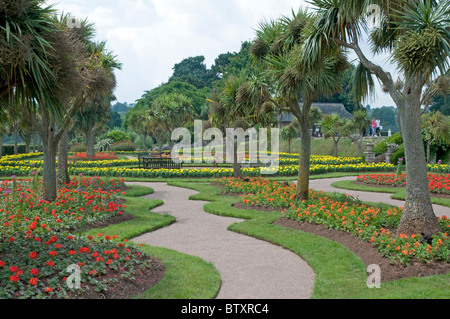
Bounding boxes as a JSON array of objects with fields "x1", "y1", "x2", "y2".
[
  {"x1": 391, "y1": 144, "x2": 405, "y2": 165},
  {"x1": 373, "y1": 133, "x2": 403, "y2": 155},
  {"x1": 69, "y1": 143, "x2": 87, "y2": 153},
  {"x1": 107, "y1": 130, "x2": 131, "y2": 143},
  {"x1": 110, "y1": 141, "x2": 137, "y2": 152}
]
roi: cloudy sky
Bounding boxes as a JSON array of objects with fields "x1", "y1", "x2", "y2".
[{"x1": 47, "y1": 0, "x2": 396, "y2": 108}]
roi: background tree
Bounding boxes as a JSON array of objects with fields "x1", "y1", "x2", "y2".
[
  {"x1": 320, "y1": 113, "x2": 354, "y2": 157},
  {"x1": 421, "y1": 111, "x2": 450, "y2": 163},
  {"x1": 351, "y1": 108, "x2": 371, "y2": 156},
  {"x1": 250, "y1": 8, "x2": 349, "y2": 200},
  {"x1": 150, "y1": 92, "x2": 195, "y2": 151},
  {"x1": 304, "y1": 0, "x2": 449, "y2": 235},
  {"x1": 73, "y1": 93, "x2": 115, "y2": 157},
  {"x1": 280, "y1": 120, "x2": 300, "y2": 154}
]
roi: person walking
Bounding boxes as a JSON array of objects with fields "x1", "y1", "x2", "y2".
[
  {"x1": 371, "y1": 118, "x2": 377, "y2": 137},
  {"x1": 376, "y1": 118, "x2": 381, "y2": 137}
]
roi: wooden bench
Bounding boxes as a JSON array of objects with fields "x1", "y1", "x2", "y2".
[{"x1": 137, "y1": 153, "x2": 183, "y2": 169}]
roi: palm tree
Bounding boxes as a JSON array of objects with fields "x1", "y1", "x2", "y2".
[
  {"x1": 280, "y1": 121, "x2": 299, "y2": 154},
  {"x1": 150, "y1": 92, "x2": 195, "y2": 152},
  {"x1": 304, "y1": 0, "x2": 448, "y2": 235},
  {"x1": 73, "y1": 94, "x2": 114, "y2": 158},
  {"x1": 250, "y1": 8, "x2": 349, "y2": 200},
  {"x1": 421, "y1": 111, "x2": 450, "y2": 163},
  {"x1": 0, "y1": 0, "x2": 58, "y2": 115},
  {"x1": 320, "y1": 113, "x2": 354, "y2": 157},
  {"x1": 24, "y1": 16, "x2": 121, "y2": 201},
  {"x1": 351, "y1": 108, "x2": 371, "y2": 156}
]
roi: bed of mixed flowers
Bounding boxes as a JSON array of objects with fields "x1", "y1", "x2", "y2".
[
  {"x1": 215, "y1": 176, "x2": 449, "y2": 265},
  {"x1": 357, "y1": 173, "x2": 450, "y2": 195},
  {"x1": 0, "y1": 175, "x2": 154, "y2": 299},
  {"x1": 1, "y1": 153, "x2": 448, "y2": 178}
]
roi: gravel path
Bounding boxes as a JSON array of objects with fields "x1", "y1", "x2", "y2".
[{"x1": 127, "y1": 182, "x2": 315, "y2": 299}]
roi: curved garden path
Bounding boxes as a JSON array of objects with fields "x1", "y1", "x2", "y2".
[
  {"x1": 126, "y1": 181, "x2": 316, "y2": 299},
  {"x1": 308, "y1": 176, "x2": 449, "y2": 218}
]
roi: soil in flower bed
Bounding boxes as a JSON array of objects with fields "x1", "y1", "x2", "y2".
[
  {"x1": 66, "y1": 254, "x2": 165, "y2": 299},
  {"x1": 273, "y1": 217, "x2": 450, "y2": 283}
]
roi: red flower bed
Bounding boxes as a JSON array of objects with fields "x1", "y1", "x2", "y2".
[
  {"x1": 357, "y1": 173, "x2": 450, "y2": 195},
  {"x1": 0, "y1": 176, "x2": 154, "y2": 299},
  {"x1": 69, "y1": 152, "x2": 119, "y2": 161}
]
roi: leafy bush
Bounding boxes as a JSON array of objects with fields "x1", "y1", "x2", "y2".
[
  {"x1": 69, "y1": 143, "x2": 87, "y2": 153},
  {"x1": 373, "y1": 133, "x2": 403, "y2": 155},
  {"x1": 391, "y1": 144, "x2": 405, "y2": 165},
  {"x1": 107, "y1": 131, "x2": 131, "y2": 143},
  {"x1": 109, "y1": 141, "x2": 137, "y2": 152}
]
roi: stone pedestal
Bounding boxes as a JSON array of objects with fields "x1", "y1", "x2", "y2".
[
  {"x1": 365, "y1": 143, "x2": 375, "y2": 163},
  {"x1": 385, "y1": 152, "x2": 392, "y2": 164}
]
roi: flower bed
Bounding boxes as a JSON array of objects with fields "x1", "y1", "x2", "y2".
[
  {"x1": 69, "y1": 152, "x2": 119, "y2": 161},
  {"x1": 0, "y1": 176, "x2": 156, "y2": 299},
  {"x1": 357, "y1": 173, "x2": 450, "y2": 195},
  {"x1": 215, "y1": 177, "x2": 449, "y2": 265}
]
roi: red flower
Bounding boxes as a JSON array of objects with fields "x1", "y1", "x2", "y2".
[
  {"x1": 28, "y1": 251, "x2": 38, "y2": 259},
  {"x1": 68, "y1": 250, "x2": 77, "y2": 255},
  {"x1": 0, "y1": 260, "x2": 5, "y2": 267},
  {"x1": 46, "y1": 260, "x2": 55, "y2": 266},
  {"x1": 29, "y1": 277, "x2": 38, "y2": 285},
  {"x1": 30, "y1": 268, "x2": 39, "y2": 276},
  {"x1": 45, "y1": 287, "x2": 53, "y2": 293},
  {"x1": 10, "y1": 275, "x2": 20, "y2": 282},
  {"x1": 9, "y1": 266, "x2": 18, "y2": 272},
  {"x1": 49, "y1": 251, "x2": 58, "y2": 257}
]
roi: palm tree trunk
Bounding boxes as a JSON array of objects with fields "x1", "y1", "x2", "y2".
[
  {"x1": 41, "y1": 125, "x2": 58, "y2": 202},
  {"x1": 232, "y1": 139, "x2": 242, "y2": 179},
  {"x1": 86, "y1": 127, "x2": 95, "y2": 158},
  {"x1": 426, "y1": 142, "x2": 431, "y2": 164},
  {"x1": 13, "y1": 128, "x2": 18, "y2": 155},
  {"x1": 294, "y1": 96, "x2": 313, "y2": 201},
  {"x1": 57, "y1": 131, "x2": 70, "y2": 185},
  {"x1": 333, "y1": 137, "x2": 340, "y2": 157},
  {"x1": 396, "y1": 92, "x2": 441, "y2": 236},
  {"x1": 296, "y1": 120, "x2": 311, "y2": 200}
]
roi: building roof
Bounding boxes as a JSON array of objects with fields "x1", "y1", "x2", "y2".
[{"x1": 279, "y1": 102, "x2": 353, "y2": 123}]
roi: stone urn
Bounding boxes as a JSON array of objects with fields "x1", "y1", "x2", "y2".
[
  {"x1": 387, "y1": 144, "x2": 397, "y2": 154},
  {"x1": 366, "y1": 143, "x2": 374, "y2": 152}
]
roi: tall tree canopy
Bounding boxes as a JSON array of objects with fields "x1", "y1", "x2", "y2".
[{"x1": 303, "y1": 0, "x2": 449, "y2": 235}]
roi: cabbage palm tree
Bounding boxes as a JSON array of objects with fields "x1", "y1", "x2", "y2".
[
  {"x1": 304, "y1": 0, "x2": 449, "y2": 235},
  {"x1": 150, "y1": 92, "x2": 195, "y2": 151},
  {"x1": 250, "y1": 8, "x2": 350, "y2": 200},
  {"x1": 352, "y1": 108, "x2": 371, "y2": 156},
  {"x1": 26, "y1": 16, "x2": 121, "y2": 201},
  {"x1": 0, "y1": 0, "x2": 58, "y2": 115},
  {"x1": 320, "y1": 113, "x2": 354, "y2": 157}
]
